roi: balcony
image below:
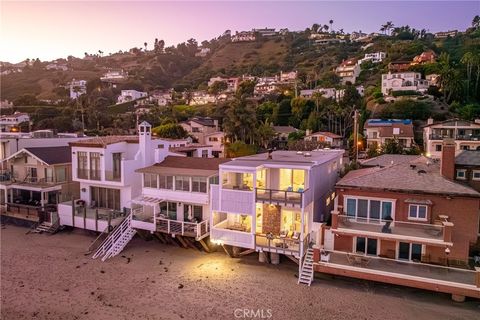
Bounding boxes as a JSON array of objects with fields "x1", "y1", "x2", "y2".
[
  {"x1": 333, "y1": 214, "x2": 450, "y2": 244},
  {"x1": 429, "y1": 133, "x2": 480, "y2": 141},
  {"x1": 256, "y1": 187, "x2": 310, "y2": 207},
  {"x1": 157, "y1": 217, "x2": 209, "y2": 240},
  {"x1": 211, "y1": 220, "x2": 255, "y2": 249},
  {"x1": 76, "y1": 169, "x2": 101, "y2": 181},
  {"x1": 211, "y1": 185, "x2": 255, "y2": 215},
  {"x1": 255, "y1": 233, "x2": 309, "y2": 257},
  {"x1": 105, "y1": 170, "x2": 122, "y2": 182}
]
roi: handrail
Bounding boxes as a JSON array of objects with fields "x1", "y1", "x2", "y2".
[
  {"x1": 87, "y1": 226, "x2": 110, "y2": 253},
  {"x1": 255, "y1": 187, "x2": 306, "y2": 205},
  {"x1": 92, "y1": 213, "x2": 132, "y2": 259}
]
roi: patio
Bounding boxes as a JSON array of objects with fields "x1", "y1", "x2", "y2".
[{"x1": 315, "y1": 251, "x2": 480, "y2": 299}]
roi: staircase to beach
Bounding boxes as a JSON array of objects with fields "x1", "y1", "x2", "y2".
[
  {"x1": 32, "y1": 221, "x2": 60, "y2": 234},
  {"x1": 298, "y1": 248, "x2": 314, "y2": 286},
  {"x1": 92, "y1": 213, "x2": 136, "y2": 261}
]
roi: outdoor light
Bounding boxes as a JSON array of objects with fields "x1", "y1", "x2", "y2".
[{"x1": 445, "y1": 247, "x2": 450, "y2": 255}]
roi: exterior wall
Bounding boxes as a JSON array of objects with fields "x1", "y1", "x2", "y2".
[
  {"x1": 335, "y1": 188, "x2": 480, "y2": 262},
  {"x1": 1, "y1": 137, "x2": 86, "y2": 161},
  {"x1": 334, "y1": 234, "x2": 353, "y2": 251},
  {"x1": 423, "y1": 123, "x2": 480, "y2": 158},
  {"x1": 455, "y1": 165, "x2": 480, "y2": 192}
]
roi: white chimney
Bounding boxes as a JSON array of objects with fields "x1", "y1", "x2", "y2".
[{"x1": 427, "y1": 117, "x2": 434, "y2": 125}]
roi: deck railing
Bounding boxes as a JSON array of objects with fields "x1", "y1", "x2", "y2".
[
  {"x1": 255, "y1": 187, "x2": 309, "y2": 206},
  {"x1": 336, "y1": 215, "x2": 445, "y2": 241},
  {"x1": 156, "y1": 217, "x2": 209, "y2": 239},
  {"x1": 105, "y1": 170, "x2": 122, "y2": 182}
]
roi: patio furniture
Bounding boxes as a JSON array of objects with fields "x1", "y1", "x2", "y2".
[
  {"x1": 320, "y1": 250, "x2": 331, "y2": 262},
  {"x1": 279, "y1": 230, "x2": 288, "y2": 238},
  {"x1": 292, "y1": 231, "x2": 300, "y2": 240}
]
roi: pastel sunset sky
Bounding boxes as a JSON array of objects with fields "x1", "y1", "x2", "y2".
[{"x1": 1, "y1": 1, "x2": 478, "y2": 63}]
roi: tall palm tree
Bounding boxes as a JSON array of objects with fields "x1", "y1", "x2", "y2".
[
  {"x1": 144, "y1": 42, "x2": 148, "y2": 51},
  {"x1": 323, "y1": 25, "x2": 329, "y2": 33},
  {"x1": 329, "y1": 19, "x2": 334, "y2": 32},
  {"x1": 312, "y1": 23, "x2": 320, "y2": 33},
  {"x1": 461, "y1": 52, "x2": 475, "y2": 98}
]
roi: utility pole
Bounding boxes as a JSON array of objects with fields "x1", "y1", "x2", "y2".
[{"x1": 353, "y1": 109, "x2": 359, "y2": 163}]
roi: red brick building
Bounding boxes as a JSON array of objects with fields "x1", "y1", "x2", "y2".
[{"x1": 326, "y1": 142, "x2": 480, "y2": 265}]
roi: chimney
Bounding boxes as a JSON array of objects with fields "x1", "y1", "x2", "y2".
[
  {"x1": 306, "y1": 129, "x2": 312, "y2": 136},
  {"x1": 440, "y1": 138, "x2": 455, "y2": 180},
  {"x1": 427, "y1": 117, "x2": 434, "y2": 125},
  {"x1": 267, "y1": 148, "x2": 273, "y2": 160}
]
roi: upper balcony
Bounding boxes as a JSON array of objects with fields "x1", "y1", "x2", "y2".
[
  {"x1": 210, "y1": 184, "x2": 255, "y2": 215},
  {"x1": 332, "y1": 213, "x2": 452, "y2": 245},
  {"x1": 255, "y1": 187, "x2": 312, "y2": 208}
]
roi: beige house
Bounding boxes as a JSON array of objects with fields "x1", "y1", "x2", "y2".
[{"x1": 1, "y1": 146, "x2": 79, "y2": 223}]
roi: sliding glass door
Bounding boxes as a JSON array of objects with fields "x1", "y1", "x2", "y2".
[
  {"x1": 398, "y1": 242, "x2": 422, "y2": 261},
  {"x1": 355, "y1": 237, "x2": 378, "y2": 256}
]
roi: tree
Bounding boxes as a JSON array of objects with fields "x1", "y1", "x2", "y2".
[
  {"x1": 381, "y1": 139, "x2": 403, "y2": 154},
  {"x1": 329, "y1": 19, "x2": 334, "y2": 32},
  {"x1": 311, "y1": 23, "x2": 320, "y2": 33},
  {"x1": 461, "y1": 52, "x2": 475, "y2": 99},
  {"x1": 256, "y1": 120, "x2": 276, "y2": 149},
  {"x1": 472, "y1": 15, "x2": 480, "y2": 29},
  {"x1": 273, "y1": 99, "x2": 292, "y2": 126},
  {"x1": 208, "y1": 81, "x2": 228, "y2": 102},
  {"x1": 223, "y1": 97, "x2": 257, "y2": 143},
  {"x1": 225, "y1": 141, "x2": 257, "y2": 158},
  {"x1": 236, "y1": 80, "x2": 256, "y2": 98},
  {"x1": 152, "y1": 123, "x2": 188, "y2": 139},
  {"x1": 144, "y1": 42, "x2": 148, "y2": 51}
]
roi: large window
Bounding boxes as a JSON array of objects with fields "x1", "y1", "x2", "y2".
[
  {"x1": 175, "y1": 176, "x2": 190, "y2": 191},
  {"x1": 355, "y1": 237, "x2": 378, "y2": 256},
  {"x1": 91, "y1": 187, "x2": 120, "y2": 210},
  {"x1": 456, "y1": 169, "x2": 466, "y2": 180},
  {"x1": 191, "y1": 177, "x2": 207, "y2": 193},
  {"x1": 473, "y1": 170, "x2": 480, "y2": 181},
  {"x1": 160, "y1": 202, "x2": 177, "y2": 220},
  {"x1": 184, "y1": 204, "x2": 203, "y2": 221},
  {"x1": 89, "y1": 152, "x2": 101, "y2": 180},
  {"x1": 77, "y1": 151, "x2": 88, "y2": 179},
  {"x1": 279, "y1": 169, "x2": 305, "y2": 191},
  {"x1": 398, "y1": 242, "x2": 422, "y2": 261},
  {"x1": 345, "y1": 197, "x2": 393, "y2": 221},
  {"x1": 112, "y1": 153, "x2": 122, "y2": 179},
  {"x1": 159, "y1": 175, "x2": 173, "y2": 189},
  {"x1": 222, "y1": 172, "x2": 253, "y2": 191},
  {"x1": 144, "y1": 173, "x2": 158, "y2": 188},
  {"x1": 408, "y1": 204, "x2": 427, "y2": 221}
]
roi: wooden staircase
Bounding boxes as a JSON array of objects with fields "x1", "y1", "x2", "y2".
[
  {"x1": 32, "y1": 221, "x2": 60, "y2": 234},
  {"x1": 92, "y1": 214, "x2": 136, "y2": 261},
  {"x1": 298, "y1": 248, "x2": 314, "y2": 286}
]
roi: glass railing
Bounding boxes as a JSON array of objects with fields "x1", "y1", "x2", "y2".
[
  {"x1": 105, "y1": 170, "x2": 122, "y2": 182},
  {"x1": 337, "y1": 215, "x2": 445, "y2": 241},
  {"x1": 255, "y1": 187, "x2": 305, "y2": 205}
]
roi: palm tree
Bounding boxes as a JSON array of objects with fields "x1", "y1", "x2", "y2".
[
  {"x1": 323, "y1": 25, "x2": 329, "y2": 33},
  {"x1": 312, "y1": 23, "x2": 320, "y2": 33},
  {"x1": 329, "y1": 19, "x2": 334, "y2": 32},
  {"x1": 338, "y1": 28, "x2": 344, "y2": 35},
  {"x1": 461, "y1": 52, "x2": 475, "y2": 98},
  {"x1": 144, "y1": 42, "x2": 148, "y2": 51},
  {"x1": 382, "y1": 21, "x2": 394, "y2": 35}
]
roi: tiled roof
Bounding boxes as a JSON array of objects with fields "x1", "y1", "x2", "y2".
[
  {"x1": 365, "y1": 119, "x2": 414, "y2": 138},
  {"x1": 338, "y1": 157, "x2": 480, "y2": 197},
  {"x1": 169, "y1": 144, "x2": 213, "y2": 152},
  {"x1": 24, "y1": 146, "x2": 71, "y2": 165},
  {"x1": 360, "y1": 154, "x2": 422, "y2": 167},
  {"x1": 136, "y1": 156, "x2": 229, "y2": 177},
  {"x1": 69, "y1": 136, "x2": 138, "y2": 148},
  {"x1": 456, "y1": 150, "x2": 480, "y2": 166}
]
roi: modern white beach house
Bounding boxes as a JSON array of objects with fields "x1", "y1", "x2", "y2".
[{"x1": 209, "y1": 150, "x2": 344, "y2": 284}]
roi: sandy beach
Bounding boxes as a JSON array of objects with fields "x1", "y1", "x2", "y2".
[{"x1": 1, "y1": 225, "x2": 479, "y2": 320}]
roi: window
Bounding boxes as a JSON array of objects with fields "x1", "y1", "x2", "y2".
[
  {"x1": 456, "y1": 169, "x2": 467, "y2": 180},
  {"x1": 202, "y1": 150, "x2": 208, "y2": 158},
  {"x1": 184, "y1": 204, "x2": 203, "y2": 221},
  {"x1": 192, "y1": 177, "x2": 207, "y2": 193},
  {"x1": 144, "y1": 173, "x2": 158, "y2": 188},
  {"x1": 112, "y1": 153, "x2": 122, "y2": 179},
  {"x1": 355, "y1": 237, "x2": 377, "y2": 256},
  {"x1": 159, "y1": 175, "x2": 173, "y2": 189},
  {"x1": 91, "y1": 187, "x2": 120, "y2": 210},
  {"x1": 77, "y1": 151, "x2": 88, "y2": 178},
  {"x1": 209, "y1": 137, "x2": 218, "y2": 142},
  {"x1": 473, "y1": 170, "x2": 480, "y2": 181},
  {"x1": 89, "y1": 152, "x2": 101, "y2": 180},
  {"x1": 398, "y1": 242, "x2": 422, "y2": 261},
  {"x1": 209, "y1": 175, "x2": 219, "y2": 185},
  {"x1": 175, "y1": 176, "x2": 190, "y2": 191},
  {"x1": 408, "y1": 204, "x2": 427, "y2": 221},
  {"x1": 461, "y1": 145, "x2": 470, "y2": 151},
  {"x1": 344, "y1": 197, "x2": 393, "y2": 221},
  {"x1": 435, "y1": 145, "x2": 442, "y2": 152},
  {"x1": 160, "y1": 202, "x2": 177, "y2": 220}
]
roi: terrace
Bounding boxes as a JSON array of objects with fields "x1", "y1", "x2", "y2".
[
  {"x1": 314, "y1": 250, "x2": 480, "y2": 299},
  {"x1": 334, "y1": 214, "x2": 449, "y2": 244}
]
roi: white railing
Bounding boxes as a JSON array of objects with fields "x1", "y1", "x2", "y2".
[
  {"x1": 211, "y1": 220, "x2": 255, "y2": 249},
  {"x1": 93, "y1": 213, "x2": 134, "y2": 261},
  {"x1": 156, "y1": 217, "x2": 209, "y2": 239}
]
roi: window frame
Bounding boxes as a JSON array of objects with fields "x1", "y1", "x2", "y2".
[
  {"x1": 473, "y1": 170, "x2": 480, "y2": 181},
  {"x1": 407, "y1": 204, "x2": 428, "y2": 221},
  {"x1": 344, "y1": 196, "x2": 395, "y2": 222},
  {"x1": 456, "y1": 169, "x2": 467, "y2": 180}
]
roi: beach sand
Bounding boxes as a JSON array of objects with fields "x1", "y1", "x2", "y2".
[{"x1": 1, "y1": 225, "x2": 479, "y2": 320}]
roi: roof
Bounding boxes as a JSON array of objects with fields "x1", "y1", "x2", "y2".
[
  {"x1": 188, "y1": 117, "x2": 217, "y2": 127},
  {"x1": 7, "y1": 146, "x2": 72, "y2": 165},
  {"x1": 169, "y1": 144, "x2": 213, "y2": 153},
  {"x1": 308, "y1": 131, "x2": 342, "y2": 139},
  {"x1": 338, "y1": 156, "x2": 480, "y2": 198},
  {"x1": 456, "y1": 150, "x2": 480, "y2": 166},
  {"x1": 136, "y1": 156, "x2": 229, "y2": 177},
  {"x1": 422, "y1": 119, "x2": 480, "y2": 128},
  {"x1": 69, "y1": 136, "x2": 138, "y2": 148},
  {"x1": 364, "y1": 119, "x2": 414, "y2": 138},
  {"x1": 360, "y1": 154, "x2": 423, "y2": 168},
  {"x1": 273, "y1": 126, "x2": 298, "y2": 134},
  {"x1": 223, "y1": 150, "x2": 344, "y2": 169}
]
